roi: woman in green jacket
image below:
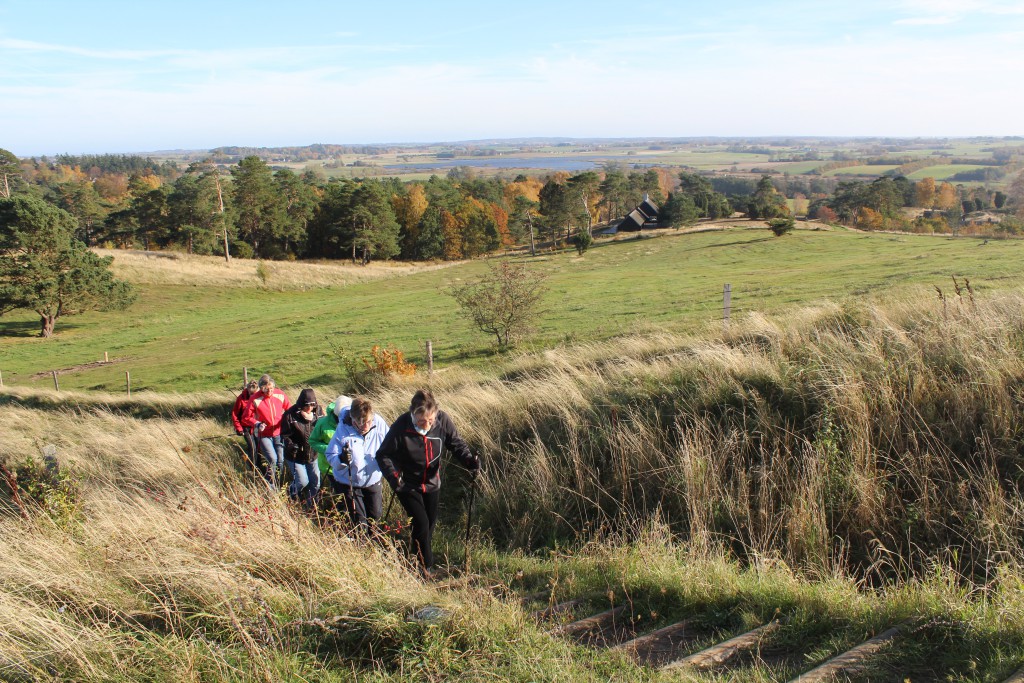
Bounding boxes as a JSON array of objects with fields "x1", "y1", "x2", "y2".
[{"x1": 310, "y1": 395, "x2": 351, "y2": 505}]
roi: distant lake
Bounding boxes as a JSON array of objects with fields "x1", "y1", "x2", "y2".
[{"x1": 383, "y1": 155, "x2": 653, "y2": 172}]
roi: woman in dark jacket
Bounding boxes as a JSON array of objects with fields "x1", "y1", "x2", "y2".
[
  {"x1": 281, "y1": 388, "x2": 324, "y2": 508},
  {"x1": 375, "y1": 389, "x2": 479, "y2": 574}
]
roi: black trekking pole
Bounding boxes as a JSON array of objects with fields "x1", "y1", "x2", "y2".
[
  {"x1": 464, "y1": 472, "x2": 477, "y2": 573},
  {"x1": 342, "y1": 442, "x2": 357, "y2": 531}
]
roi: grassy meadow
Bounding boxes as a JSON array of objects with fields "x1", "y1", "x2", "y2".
[
  {"x1": 7, "y1": 220, "x2": 1024, "y2": 678},
  {"x1": 826, "y1": 164, "x2": 899, "y2": 176},
  {"x1": 5, "y1": 287, "x2": 1024, "y2": 679},
  {"x1": 906, "y1": 164, "x2": 989, "y2": 180},
  {"x1": 3, "y1": 225, "x2": 1024, "y2": 394}
]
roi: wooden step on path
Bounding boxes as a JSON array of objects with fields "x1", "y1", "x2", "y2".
[
  {"x1": 551, "y1": 601, "x2": 785, "y2": 671},
  {"x1": 788, "y1": 622, "x2": 909, "y2": 682},
  {"x1": 527, "y1": 585, "x2": 919, "y2": 679},
  {"x1": 1002, "y1": 665, "x2": 1024, "y2": 683},
  {"x1": 550, "y1": 604, "x2": 634, "y2": 647},
  {"x1": 519, "y1": 590, "x2": 552, "y2": 604},
  {"x1": 664, "y1": 620, "x2": 780, "y2": 671},
  {"x1": 532, "y1": 595, "x2": 591, "y2": 621},
  {"x1": 611, "y1": 619, "x2": 701, "y2": 667}
]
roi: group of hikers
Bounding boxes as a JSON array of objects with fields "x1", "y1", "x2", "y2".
[{"x1": 231, "y1": 375, "x2": 480, "y2": 574}]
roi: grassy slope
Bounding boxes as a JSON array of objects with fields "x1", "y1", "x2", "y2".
[
  {"x1": 2, "y1": 391, "x2": 1022, "y2": 681},
  {"x1": 3, "y1": 226, "x2": 1024, "y2": 392}
]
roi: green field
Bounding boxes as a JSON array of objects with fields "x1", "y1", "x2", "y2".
[
  {"x1": 826, "y1": 164, "x2": 899, "y2": 176},
  {"x1": 771, "y1": 160, "x2": 825, "y2": 173},
  {"x1": 151, "y1": 140, "x2": 1024, "y2": 186},
  {"x1": 3, "y1": 226, "x2": 1022, "y2": 393},
  {"x1": 906, "y1": 164, "x2": 988, "y2": 180}
]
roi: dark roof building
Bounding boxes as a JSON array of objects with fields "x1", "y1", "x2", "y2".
[
  {"x1": 617, "y1": 194, "x2": 660, "y2": 232},
  {"x1": 638, "y1": 196, "x2": 660, "y2": 221},
  {"x1": 619, "y1": 209, "x2": 648, "y2": 232}
]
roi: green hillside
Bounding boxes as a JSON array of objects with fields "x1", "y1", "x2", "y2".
[{"x1": 2, "y1": 225, "x2": 1023, "y2": 392}]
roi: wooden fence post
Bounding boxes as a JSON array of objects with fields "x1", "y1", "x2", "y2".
[
  {"x1": 723, "y1": 284, "x2": 732, "y2": 328},
  {"x1": 243, "y1": 366, "x2": 249, "y2": 385},
  {"x1": 104, "y1": 351, "x2": 108, "y2": 362},
  {"x1": 0, "y1": 370, "x2": 4, "y2": 388},
  {"x1": 52, "y1": 371, "x2": 59, "y2": 392},
  {"x1": 126, "y1": 371, "x2": 131, "y2": 398},
  {"x1": 425, "y1": 341, "x2": 433, "y2": 376}
]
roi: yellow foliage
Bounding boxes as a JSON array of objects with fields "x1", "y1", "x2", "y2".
[
  {"x1": 134, "y1": 174, "x2": 162, "y2": 191},
  {"x1": 505, "y1": 177, "x2": 543, "y2": 204},
  {"x1": 392, "y1": 184, "x2": 428, "y2": 230},
  {"x1": 93, "y1": 174, "x2": 129, "y2": 201},
  {"x1": 856, "y1": 207, "x2": 884, "y2": 231},
  {"x1": 915, "y1": 177, "x2": 936, "y2": 208},
  {"x1": 935, "y1": 182, "x2": 958, "y2": 210},
  {"x1": 362, "y1": 345, "x2": 416, "y2": 377},
  {"x1": 491, "y1": 203, "x2": 512, "y2": 247},
  {"x1": 441, "y1": 209, "x2": 463, "y2": 260}
]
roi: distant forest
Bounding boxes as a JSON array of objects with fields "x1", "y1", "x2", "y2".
[{"x1": 2, "y1": 141, "x2": 1023, "y2": 262}]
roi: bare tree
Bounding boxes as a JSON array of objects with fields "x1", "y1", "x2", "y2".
[{"x1": 450, "y1": 260, "x2": 547, "y2": 348}]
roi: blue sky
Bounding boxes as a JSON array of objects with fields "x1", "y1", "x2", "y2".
[{"x1": 2, "y1": 0, "x2": 1023, "y2": 155}]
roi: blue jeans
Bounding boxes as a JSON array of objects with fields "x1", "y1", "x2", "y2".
[
  {"x1": 258, "y1": 436, "x2": 284, "y2": 488},
  {"x1": 286, "y1": 460, "x2": 320, "y2": 506}
]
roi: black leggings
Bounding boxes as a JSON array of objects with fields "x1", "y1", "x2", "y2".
[
  {"x1": 343, "y1": 482, "x2": 383, "y2": 528},
  {"x1": 397, "y1": 489, "x2": 440, "y2": 569}
]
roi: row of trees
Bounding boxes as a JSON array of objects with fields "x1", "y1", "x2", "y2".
[
  {"x1": 6, "y1": 147, "x2": 1024, "y2": 263},
  {"x1": 4, "y1": 149, "x2": 681, "y2": 262},
  {"x1": 808, "y1": 175, "x2": 1019, "y2": 233}
]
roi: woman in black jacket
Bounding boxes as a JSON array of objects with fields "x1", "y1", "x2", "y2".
[
  {"x1": 281, "y1": 388, "x2": 324, "y2": 508},
  {"x1": 376, "y1": 389, "x2": 479, "y2": 574}
]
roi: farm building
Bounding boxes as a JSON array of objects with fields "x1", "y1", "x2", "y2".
[{"x1": 615, "y1": 195, "x2": 661, "y2": 232}]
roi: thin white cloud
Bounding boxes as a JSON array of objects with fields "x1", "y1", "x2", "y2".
[
  {"x1": 894, "y1": 15, "x2": 959, "y2": 25},
  {"x1": 0, "y1": 37, "x2": 185, "y2": 60},
  {"x1": 895, "y1": 0, "x2": 1024, "y2": 25}
]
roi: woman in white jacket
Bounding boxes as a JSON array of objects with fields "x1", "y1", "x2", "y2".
[{"x1": 325, "y1": 397, "x2": 388, "y2": 528}]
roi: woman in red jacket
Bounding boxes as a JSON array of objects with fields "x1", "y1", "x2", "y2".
[
  {"x1": 231, "y1": 380, "x2": 260, "y2": 475},
  {"x1": 242, "y1": 374, "x2": 291, "y2": 489}
]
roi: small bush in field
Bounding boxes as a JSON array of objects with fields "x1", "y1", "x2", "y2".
[
  {"x1": 572, "y1": 228, "x2": 593, "y2": 255},
  {"x1": 255, "y1": 260, "x2": 270, "y2": 285},
  {"x1": 3, "y1": 455, "x2": 81, "y2": 526},
  {"x1": 450, "y1": 260, "x2": 547, "y2": 348},
  {"x1": 768, "y1": 216, "x2": 795, "y2": 236},
  {"x1": 363, "y1": 345, "x2": 416, "y2": 377},
  {"x1": 332, "y1": 344, "x2": 417, "y2": 392}
]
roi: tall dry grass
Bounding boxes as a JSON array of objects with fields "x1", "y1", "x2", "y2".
[
  {"x1": 6, "y1": 289, "x2": 1024, "y2": 677},
  {"x1": 98, "y1": 248, "x2": 459, "y2": 290},
  {"x1": 349, "y1": 290, "x2": 1024, "y2": 582},
  {"x1": 0, "y1": 399, "x2": 472, "y2": 680}
]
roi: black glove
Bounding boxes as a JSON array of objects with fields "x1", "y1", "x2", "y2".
[
  {"x1": 235, "y1": 429, "x2": 243, "y2": 436},
  {"x1": 340, "y1": 443, "x2": 352, "y2": 465}
]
